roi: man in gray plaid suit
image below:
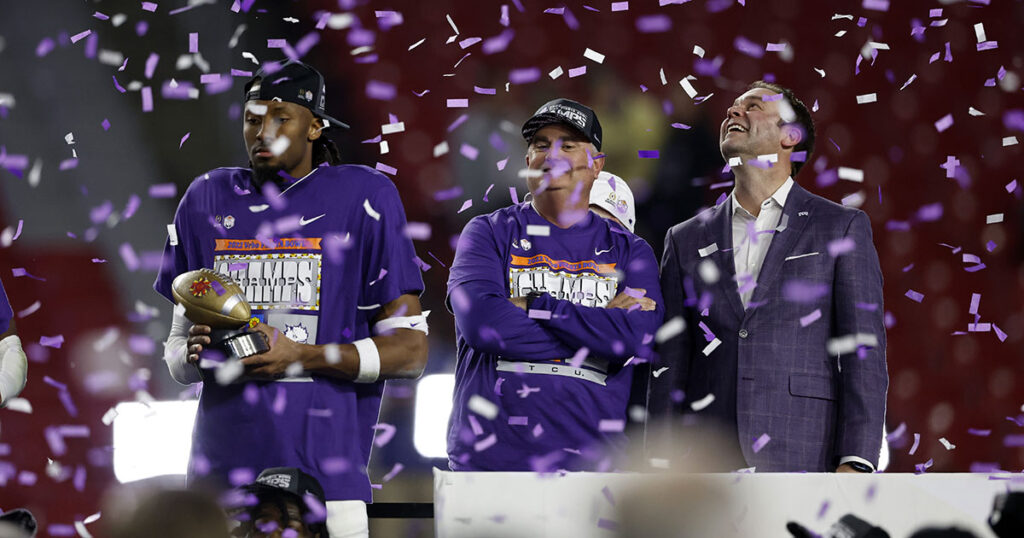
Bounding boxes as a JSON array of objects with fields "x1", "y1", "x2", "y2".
[{"x1": 654, "y1": 81, "x2": 888, "y2": 473}]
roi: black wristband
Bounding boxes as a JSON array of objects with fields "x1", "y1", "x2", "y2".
[{"x1": 525, "y1": 291, "x2": 545, "y2": 311}]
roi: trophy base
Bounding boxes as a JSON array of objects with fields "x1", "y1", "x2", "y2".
[{"x1": 210, "y1": 328, "x2": 269, "y2": 359}]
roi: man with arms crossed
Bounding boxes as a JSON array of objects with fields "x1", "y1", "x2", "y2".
[
  {"x1": 655, "y1": 81, "x2": 887, "y2": 472},
  {"x1": 446, "y1": 99, "x2": 663, "y2": 472},
  {"x1": 154, "y1": 60, "x2": 427, "y2": 537}
]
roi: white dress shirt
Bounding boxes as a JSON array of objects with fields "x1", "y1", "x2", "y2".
[
  {"x1": 730, "y1": 177, "x2": 794, "y2": 308},
  {"x1": 729, "y1": 177, "x2": 876, "y2": 472}
]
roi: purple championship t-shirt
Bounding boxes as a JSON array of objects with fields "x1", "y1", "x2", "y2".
[
  {"x1": 154, "y1": 165, "x2": 423, "y2": 502},
  {"x1": 446, "y1": 202, "x2": 663, "y2": 472},
  {"x1": 0, "y1": 278, "x2": 12, "y2": 335}
]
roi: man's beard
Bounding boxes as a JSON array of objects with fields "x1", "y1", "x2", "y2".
[{"x1": 250, "y1": 163, "x2": 285, "y2": 189}]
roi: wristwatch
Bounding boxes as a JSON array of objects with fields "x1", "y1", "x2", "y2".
[
  {"x1": 844, "y1": 461, "x2": 874, "y2": 473},
  {"x1": 525, "y1": 291, "x2": 545, "y2": 311}
]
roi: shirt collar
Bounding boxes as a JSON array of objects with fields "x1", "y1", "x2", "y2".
[{"x1": 730, "y1": 177, "x2": 794, "y2": 217}]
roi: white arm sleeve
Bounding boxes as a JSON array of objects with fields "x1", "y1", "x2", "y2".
[
  {"x1": 164, "y1": 305, "x2": 202, "y2": 385},
  {"x1": 0, "y1": 335, "x2": 28, "y2": 406}
]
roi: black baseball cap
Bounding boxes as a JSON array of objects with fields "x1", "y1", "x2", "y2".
[
  {"x1": 521, "y1": 98, "x2": 603, "y2": 151},
  {"x1": 243, "y1": 60, "x2": 350, "y2": 129},
  {"x1": 242, "y1": 467, "x2": 329, "y2": 537}
]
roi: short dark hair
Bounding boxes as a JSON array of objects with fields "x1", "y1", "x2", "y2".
[{"x1": 748, "y1": 81, "x2": 815, "y2": 178}]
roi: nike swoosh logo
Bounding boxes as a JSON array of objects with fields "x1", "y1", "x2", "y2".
[
  {"x1": 299, "y1": 214, "x2": 325, "y2": 226},
  {"x1": 594, "y1": 247, "x2": 612, "y2": 255}
]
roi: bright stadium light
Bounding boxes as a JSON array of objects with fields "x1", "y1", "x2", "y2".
[
  {"x1": 414, "y1": 374, "x2": 455, "y2": 459},
  {"x1": 112, "y1": 400, "x2": 197, "y2": 483}
]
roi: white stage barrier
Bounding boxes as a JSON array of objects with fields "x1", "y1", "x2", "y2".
[{"x1": 434, "y1": 470, "x2": 1023, "y2": 537}]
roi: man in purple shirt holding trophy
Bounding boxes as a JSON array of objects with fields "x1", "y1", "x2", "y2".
[{"x1": 154, "y1": 60, "x2": 428, "y2": 537}]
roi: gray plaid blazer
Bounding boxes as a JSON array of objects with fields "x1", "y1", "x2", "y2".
[{"x1": 653, "y1": 182, "x2": 888, "y2": 471}]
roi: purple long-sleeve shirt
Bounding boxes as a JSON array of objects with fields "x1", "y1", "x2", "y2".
[{"x1": 446, "y1": 202, "x2": 663, "y2": 471}]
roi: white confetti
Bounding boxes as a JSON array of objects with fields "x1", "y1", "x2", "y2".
[
  {"x1": 701, "y1": 338, "x2": 721, "y2": 356},
  {"x1": 679, "y1": 76, "x2": 697, "y2": 98},
  {"x1": 381, "y1": 122, "x2": 405, "y2": 134},
  {"x1": 856, "y1": 93, "x2": 877, "y2": 104},
  {"x1": 939, "y1": 437, "x2": 956, "y2": 450},
  {"x1": 659, "y1": 68, "x2": 667, "y2": 85},
  {"x1": 728, "y1": 156, "x2": 743, "y2": 167},
  {"x1": 583, "y1": 48, "x2": 605, "y2": 63},
  {"x1": 814, "y1": 67, "x2": 826, "y2": 78},
  {"x1": 756, "y1": 153, "x2": 778, "y2": 163},
  {"x1": 690, "y1": 393, "x2": 715, "y2": 411},
  {"x1": 379, "y1": 141, "x2": 389, "y2": 154},
  {"x1": 838, "y1": 167, "x2": 864, "y2": 182},
  {"x1": 468, "y1": 394, "x2": 498, "y2": 419},
  {"x1": 698, "y1": 242, "x2": 718, "y2": 257},
  {"x1": 408, "y1": 37, "x2": 426, "y2": 51},
  {"x1": 826, "y1": 332, "x2": 879, "y2": 356},
  {"x1": 693, "y1": 45, "x2": 705, "y2": 58},
  {"x1": 1002, "y1": 136, "x2": 1018, "y2": 146},
  {"x1": 433, "y1": 141, "x2": 449, "y2": 157},
  {"x1": 245, "y1": 102, "x2": 267, "y2": 115},
  {"x1": 363, "y1": 199, "x2": 381, "y2": 220},
  {"x1": 974, "y1": 23, "x2": 986, "y2": 43},
  {"x1": 166, "y1": 224, "x2": 178, "y2": 246},
  {"x1": 986, "y1": 213, "x2": 1004, "y2": 224},
  {"x1": 841, "y1": 191, "x2": 866, "y2": 208},
  {"x1": 655, "y1": 316, "x2": 685, "y2": 344},
  {"x1": 698, "y1": 259, "x2": 720, "y2": 284},
  {"x1": 526, "y1": 224, "x2": 550, "y2": 236},
  {"x1": 548, "y1": 66, "x2": 564, "y2": 79},
  {"x1": 968, "y1": 107, "x2": 985, "y2": 116},
  {"x1": 269, "y1": 137, "x2": 290, "y2": 156}
]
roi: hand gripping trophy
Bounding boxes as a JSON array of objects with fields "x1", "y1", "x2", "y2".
[{"x1": 171, "y1": 268, "x2": 270, "y2": 363}]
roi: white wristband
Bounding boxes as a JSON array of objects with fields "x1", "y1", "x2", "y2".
[{"x1": 352, "y1": 338, "x2": 380, "y2": 383}]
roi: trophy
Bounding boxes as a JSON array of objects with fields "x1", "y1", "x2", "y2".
[{"x1": 171, "y1": 268, "x2": 270, "y2": 360}]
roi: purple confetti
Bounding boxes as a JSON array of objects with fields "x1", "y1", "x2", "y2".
[
  {"x1": 734, "y1": 35, "x2": 765, "y2": 58},
  {"x1": 366, "y1": 80, "x2": 396, "y2": 101},
  {"x1": 1005, "y1": 435, "x2": 1024, "y2": 447},
  {"x1": 141, "y1": 86, "x2": 153, "y2": 112},
  {"x1": 935, "y1": 114, "x2": 953, "y2": 132},
  {"x1": 597, "y1": 519, "x2": 619, "y2": 531},
  {"x1": 635, "y1": 14, "x2": 671, "y2": 33},
  {"x1": 568, "y1": 66, "x2": 587, "y2": 78},
  {"x1": 827, "y1": 237, "x2": 855, "y2": 257},
  {"x1": 909, "y1": 432, "x2": 921, "y2": 454},
  {"x1": 40, "y1": 335, "x2": 65, "y2": 348},
  {"x1": 752, "y1": 433, "x2": 771, "y2": 453},
  {"x1": 460, "y1": 143, "x2": 479, "y2": 161},
  {"x1": 968, "y1": 428, "x2": 991, "y2": 437},
  {"x1": 508, "y1": 416, "x2": 528, "y2": 426},
  {"x1": 509, "y1": 68, "x2": 541, "y2": 84},
  {"x1": 148, "y1": 183, "x2": 177, "y2": 198},
  {"x1": 638, "y1": 150, "x2": 659, "y2": 159},
  {"x1": 70, "y1": 30, "x2": 92, "y2": 44},
  {"x1": 373, "y1": 423, "x2": 397, "y2": 447},
  {"x1": 905, "y1": 289, "x2": 924, "y2": 303}
]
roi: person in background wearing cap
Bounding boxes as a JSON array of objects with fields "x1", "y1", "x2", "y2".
[
  {"x1": 230, "y1": 467, "x2": 329, "y2": 538},
  {"x1": 589, "y1": 171, "x2": 637, "y2": 234},
  {"x1": 0, "y1": 278, "x2": 28, "y2": 408},
  {"x1": 154, "y1": 60, "x2": 429, "y2": 537},
  {"x1": 653, "y1": 81, "x2": 887, "y2": 473},
  {"x1": 445, "y1": 98, "x2": 664, "y2": 472}
]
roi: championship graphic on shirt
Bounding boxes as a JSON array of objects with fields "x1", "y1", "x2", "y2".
[
  {"x1": 501, "y1": 252, "x2": 619, "y2": 385},
  {"x1": 213, "y1": 237, "x2": 322, "y2": 344}
]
